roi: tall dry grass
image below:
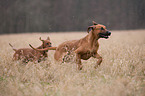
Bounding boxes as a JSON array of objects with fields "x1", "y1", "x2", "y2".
[{"x1": 0, "y1": 30, "x2": 145, "y2": 96}]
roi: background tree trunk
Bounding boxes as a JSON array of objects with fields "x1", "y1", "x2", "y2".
[{"x1": 0, "y1": 0, "x2": 145, "y2": 34}]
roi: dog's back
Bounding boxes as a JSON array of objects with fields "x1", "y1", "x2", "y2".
[
  {"x1": 13, "y1": 48, "x2": 34, "y2": 61},
  {"x1": 9, "y1": 36, "x2": 52, "y2": 63}
]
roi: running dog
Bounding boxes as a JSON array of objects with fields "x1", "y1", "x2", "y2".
[
  {"x1": 9, "y1": 37, "x2": 52, "y2": 63},
  {"x1": 29, "y1": 21, "x2": 111, "y2": 69}
]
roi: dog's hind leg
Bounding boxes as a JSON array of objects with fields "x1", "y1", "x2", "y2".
[
  {"x1": 13, "y1": 53, "x2": 19, "y2": 60},
  {"x1": 62, "y1": 51, "x2": 72, "y2": 63},
  {"x1": 54, "y1": 50, "x2": 64, "y2": 62}
]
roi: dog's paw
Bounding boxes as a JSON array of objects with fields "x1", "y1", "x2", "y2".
[{"x1": 78, "y1": 65, "x2": 83, "y2": 70}]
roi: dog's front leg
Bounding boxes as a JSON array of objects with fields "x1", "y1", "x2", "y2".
[
  {"x1": 75, "y1": 47, "x2": 83, "y2": 70},
  {"x1": 75, "y1": 53, "x2": 83, "y2": 70},
  {"x1": 94, "y1": 53, "x2": 102, "y2": 69}
]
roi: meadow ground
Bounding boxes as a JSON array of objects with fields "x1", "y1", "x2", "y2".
[{"x1": 0, "y1": 30, "x2": 145, "y2": 96}]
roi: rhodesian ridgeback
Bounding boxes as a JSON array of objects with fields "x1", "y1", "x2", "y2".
[
  {"x1": 9, "y1": 37, "x2": 52, "y2": 63},
  {"x1": 29, "y1": 21, "x2": 111, "y2": 70}
]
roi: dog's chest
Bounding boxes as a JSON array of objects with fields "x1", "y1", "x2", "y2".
[
  {"x1": 80, "y1": 48, "x2": 97, "y2": 60},
  {"x1": 80, "y1": 41, "x2": 99, "y2": 60}
]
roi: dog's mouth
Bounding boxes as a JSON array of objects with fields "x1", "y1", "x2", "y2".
[
  {"x1": 99, "y1": 31, "x2": 111, "y2": 39},
  {"x1": 44, "y1": 45, "x2": 52, "y2": 52}
]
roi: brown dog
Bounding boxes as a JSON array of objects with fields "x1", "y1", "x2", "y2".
[
  {"x1": 30, "y1": 21, "x2": 111, "y2": 69},
  {"x1": 9, "y1": 37, "x2": 52, "y2": 63}
]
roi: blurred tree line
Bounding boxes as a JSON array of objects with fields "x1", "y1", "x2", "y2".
[{"x1": 0, "y1": 0, "x2": 145, "y2": 34}]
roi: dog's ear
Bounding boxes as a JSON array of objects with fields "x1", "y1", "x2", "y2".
[
  {"x1": 47, "y1": 36, "x2": 50, "y2": 40},
  {"x1": 39, "y1": 37, "x2": 44, "y2": 42},
  {"x1": 87, "y1": 26, "x2": 95, "y2": 33},
  {"x1": 92, "y1": 21, "x2": 98, "y2": 25}
]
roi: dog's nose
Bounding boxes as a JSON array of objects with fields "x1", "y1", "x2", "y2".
[{"x1": 107, "y1": 31, "x2": 111, "y2": 36}]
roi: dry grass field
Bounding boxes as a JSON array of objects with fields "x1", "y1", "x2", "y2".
[{"x1": 0, "y1": 30, "x2": 145, "y2": 96}]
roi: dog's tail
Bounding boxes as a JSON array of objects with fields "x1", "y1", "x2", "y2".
[
  {"x1": 9, "y1": 43, "x2": 17, "y2": 51},
  {"x1": 29, "y1": 44, "x2": 57, "y2": 51}
]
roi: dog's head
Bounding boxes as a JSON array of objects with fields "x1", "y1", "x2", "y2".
[
  {"x1": 87, "y1": 21, "x2": 111, "y2": 39},
  {"x1": 39, "y1": 37, "x2": 52, "y2": 49}
]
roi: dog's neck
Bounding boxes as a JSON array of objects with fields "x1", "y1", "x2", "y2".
[
  {"x1": 37, "y1": 45, "x2": 44, "y2": 49},
  {"x1": 36, "y1": 45, "x2": 48, "y2": 55},
  {"x1": 87, "y1": 30, "x2": 99, "y2": 47},
  {"x1": 37, "y1": 45, "x2": 47, "y2": 52}
]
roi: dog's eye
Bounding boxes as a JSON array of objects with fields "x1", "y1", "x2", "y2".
[
  {"x1": 47, "y1": 43, "x2": 51, "y2": 45},
  {"x1": 101, "y1": 27, "x2": 104, "y2": 30}
]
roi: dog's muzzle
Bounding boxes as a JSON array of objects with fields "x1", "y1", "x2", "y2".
[{"x1": 99, "y1": 31, "x2": 111, "y2": 39}]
